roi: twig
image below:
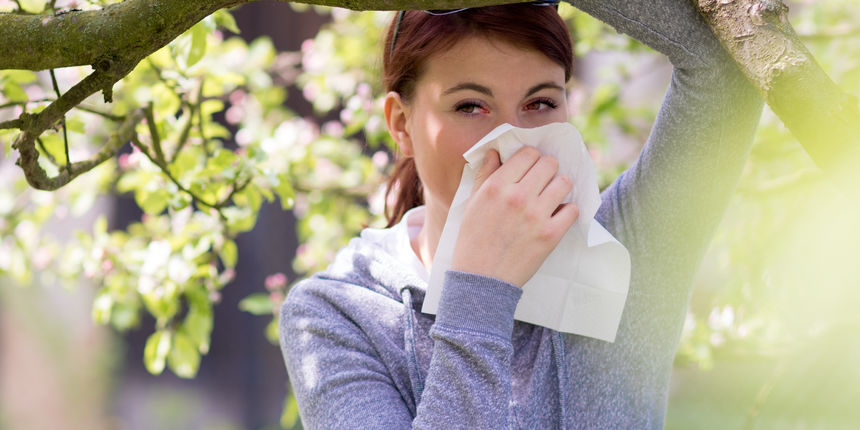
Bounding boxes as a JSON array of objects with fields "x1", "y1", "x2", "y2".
[
  {"x1": 744, "y1": 360, "x2": 786, "y2": 430},
  {"x1": 143, "y1": 104, "x2": 167, "y2": 165},
  {"x1": 0, "y1": 98, "x2": 53, "y2": 111},
  {"x1": 14, "y1": 109, "x2": 144, "y2": 191},
  {"x1": 0, "y1": 119, "x2": 23, "y2": 129},
  {"x1": 12, "y1": 58, "x2": 138, "y2": 190},
  {"x1": 131, "y1": 134, "x2": 219, "y2": 210},
  {"x1": 36, "y1": 137, "x2": 60, "y2": 167},
  {"x1": 75, "y1": 105, "x2": 125, "y2": 122},
  {"x1": 49, "y1": 69, "x2": 71, "y2": 171},
  {"x1": 171, "y1": 103, "x2": 196, "y2": 163},
  {"x1": 0, "y1": 99, "x2": 124, "y2": 122},
  {"x1": 217, "y1": 176, "x2": 252, "y2": 208},
  {"x1": 196, "y1": 83, "x2": 211, "y2": 158},
  {"x1": 172, "y1": 82, "x2": 203, "y2": 162},
  {"x1": 146, "y1": 58, "x2": 179, "y2": 91}
]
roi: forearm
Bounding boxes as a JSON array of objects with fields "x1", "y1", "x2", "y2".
[
  {"x1": 570, "y1": 0, "x2": 763, "y2": 273},
  {"x1": 414, "y1": 271, "x2": 522, "y2": 429}
]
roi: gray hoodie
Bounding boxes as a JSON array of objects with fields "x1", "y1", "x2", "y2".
[{"x1": 280, "y1": 0, "x2": 763, "y2": 428}]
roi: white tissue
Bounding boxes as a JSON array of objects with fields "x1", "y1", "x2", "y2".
[{"x1": 422, "y1": 122, "x2": 631, "y2": 342}]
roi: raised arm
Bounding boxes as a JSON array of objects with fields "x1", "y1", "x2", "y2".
[{"x1": 569, "y1": 0, "x2": 763, "y2": 287}]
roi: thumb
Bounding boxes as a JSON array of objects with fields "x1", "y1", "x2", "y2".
[{"x1": 473, "y1": 149, "x2": 501, "y2": 192}]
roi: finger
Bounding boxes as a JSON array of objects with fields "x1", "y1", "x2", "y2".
[
  {"x1": 473, "y1": 149, "x2": 501, "y2": 193},
  {"x1": 519, "y1": 155, "x2": 559, "y2": 193},
  {"x1": 549, "y1": 203, "x2": 579, "y2": 233},
  {"x1": 495, "y1": 146, "x2": 540, "y2": 183},
  {"x1": 537, "y1": 174, "x2": 573, "y2": 214}
]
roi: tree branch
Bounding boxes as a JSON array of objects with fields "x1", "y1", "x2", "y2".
[
  {"x1": 12, "y1": 109, "x2": 144, "y2": 191},
  {"x1": 697, "y1": 0, "x2": 860, "y2": 171},
  {"x1": 0, "y1": 0, "x2": 516, "y2": 70},
  {"x1": 131, "y1": 134, "x2": 220, "y2": 210},
  {"x1": 0, "y1": 119, "x2": 23, "y2": 129}
]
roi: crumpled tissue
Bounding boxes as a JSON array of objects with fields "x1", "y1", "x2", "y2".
[{"x1": 422, "y1": 122, "x2": 631, "y2": 342}]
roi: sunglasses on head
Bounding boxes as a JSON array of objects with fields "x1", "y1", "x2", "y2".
[
  {"x1": 426, "y1": 0, "x2": 560, "y2": 15},
  {"x1": 390, "y1": 0, "x2": 561, "y2": 61}
]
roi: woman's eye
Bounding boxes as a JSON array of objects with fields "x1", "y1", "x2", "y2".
[
  {"x1": 455, "y1": 101, "x2": 487, "y2": 115},
  {"x1": 525, "y1": 98, "x2": 558, "y2": 112}
]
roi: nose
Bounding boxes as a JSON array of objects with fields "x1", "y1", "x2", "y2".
[{"x1": 498, "y1": 109, "x2": 522, "y2": 128}]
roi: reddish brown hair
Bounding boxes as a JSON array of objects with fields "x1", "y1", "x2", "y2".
[{"x1": 382, "y1": 4, "x2": 573, "y2": 227}]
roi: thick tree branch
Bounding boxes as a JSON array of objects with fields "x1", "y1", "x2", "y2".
[
  {"x1": 697, "y1": 0, "x2": 860, "y2": 171},
  {"x1": 0, "y1": 0, "x2": 515, "y2": 70}
]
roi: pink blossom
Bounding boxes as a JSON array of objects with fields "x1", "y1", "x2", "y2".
[
  {"x1": 269, "y1": 291, "x2": 285, "y2": 307},
  {"x1": 322, "y1": 121, "x2": 344, "y2": 137},
  {"x1": 119, "y1": 153, "x2": 132, "y2": 170},
  {"x1": 357, "y1": 82, "x2": 372, "y2": 100},
  {"x1": 33, "y1": 247, "x2": 53, "y2": 270},
  {"x1": 265, "y1": 272, "x2": 288, "y2": 291},
  {"x1": 229, "y1": 90, "x2": 247, "y2": 106},
  {"x1": 371, "y1": 151, "x2": 389, "y2": 169},
  {"x1": 225, "y1": 106, "x2": 244, "y2": 125},
  {"x1": 301, "y1": 39, "x2": 315, "y2": 53}
]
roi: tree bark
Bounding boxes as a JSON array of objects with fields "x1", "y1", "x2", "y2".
[
  {"x1": 0, "y1": 0, "x2": 515, "y2": 70},
  {"x1": 697, "y1": 0, "x2": 860, "y2": 171},
  {"x1": 1, "y1": 0, "x2": 515, "y2": 190},
  {"x1": 1, "y1": 0, "x2": 857, "y2": 190}
]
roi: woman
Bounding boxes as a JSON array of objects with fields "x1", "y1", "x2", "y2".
[{"x1": 280, "y1": 1, "x2": 762, "y2": 428}]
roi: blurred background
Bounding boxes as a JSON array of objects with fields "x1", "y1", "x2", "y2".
[{"x1": 1, "y1": 0, "x2": 859, "y2": 429}]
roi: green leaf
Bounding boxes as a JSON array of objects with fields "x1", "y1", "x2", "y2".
[
  {"x1": 281, "y1": 391, "x2": 300, "y2": 429},
  {"x1": 183, "y1": 294, "x2": 213, "y2": 354},
  {"x1": 1, "y1": 70, "x2": 37, "y2": 84},
  {"x1": 110, "y1": 302, "x2": 141, "y2": 332},
  {"x1": 92, "y1": 290, "x2": 113, "y2": 325},
  {"x1": 274, "y1": 173, "x2": 295, "y2": 210},
  {"x1": 65, "y1": 117, "x2": 86, "y2": 134},
  {"x1": 3, "y1": 80, "x2": 28, "y2": 103},
  {"x1": 237, "y1": 185, "x2": 263, "y2": 212},
  {"x1": 17, "y1": 0, "x2": 45, "y2": 13},
  {"x1": 151, "y1": 83, "x2": 181, "y2": 121},
  {"x1": 143, "y1": 329, "x2": 172, "y2": 375},
  {"x1": 213, "y1": 9, "x2": 241, "y2": 34},
  {"x1": 219, "y1": 238, "x2": 238, "y2": 268},
  {"x1": 223, "y1": 206, "x2": 257, "y2": 233},
  {"x1": 187, "y1": 23, "x2": 209, "y2": 68},
  {"x1": 167, "y1": 331, "x2": 201, "y2": 378},
  {"x1": 37, "y1": 133, "x2": 65, "y2": 163},
  {"x1": 239, "y1": 293, "x2": 274, "y2": 316},
  {"x1": 170, "y1": 147, "x2": 200, "y2": 180},
  {"x1": 141, "y1": 282, "x2": 180, "y2": 323},
  {"x1": 137, "y1": 187, "x2": 170, "y2": 215},
  {"x1": 265, "y1": 319, "x2": 279, "y2": 345},
  {"x1": 200, "y1": 99, "x2": 225, "y2": 119}
]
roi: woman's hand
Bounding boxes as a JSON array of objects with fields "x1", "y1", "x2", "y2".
[{"x1": 451, "y1": 147, "x2": 579, "y2": 287}]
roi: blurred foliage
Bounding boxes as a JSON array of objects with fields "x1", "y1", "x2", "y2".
[{"x1": 1, "y1": 0, "x2": 859, "y2": 428}]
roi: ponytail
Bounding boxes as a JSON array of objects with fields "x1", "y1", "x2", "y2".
[{"x1": 384, "y1": 157, "x2": 423, "y2": 227}]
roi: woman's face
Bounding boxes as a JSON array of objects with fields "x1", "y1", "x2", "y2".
[{"x1": 395, "y1": 35, "x2": 568, "y2": 211}]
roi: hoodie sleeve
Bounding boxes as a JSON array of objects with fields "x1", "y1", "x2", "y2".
[
  {"x1": 280, "y1": 271, "x2": 522, "y2": 430},
  {"x1": 413, "y1": 270, "x2": 522, "y2": 429},
  {"x1": 568, "y1": 0, "x2": 763, "y2": 292}
]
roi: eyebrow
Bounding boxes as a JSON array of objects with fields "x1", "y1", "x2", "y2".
[
  {"x1": 443, "y1": 82, "x2": 493, "y2": 97},
  {"x1": 442, "y1": 81, "x2": 565, "y2": 98},
  {"x1": 524, "y1": 82, "x2": 565, "y2": 97}
]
